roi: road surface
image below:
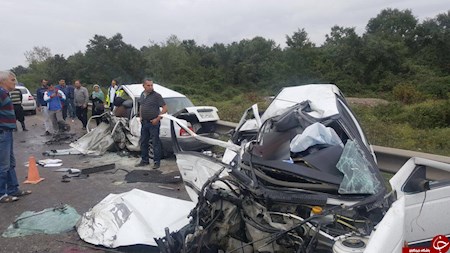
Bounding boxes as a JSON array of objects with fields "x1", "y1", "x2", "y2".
[{"x1": 0, "y1": 112, "x2": 188, "y2": 253}]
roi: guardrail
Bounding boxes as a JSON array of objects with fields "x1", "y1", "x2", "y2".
[{"x1": 216, "y1": 120, "x2": 450, "y2": 175}]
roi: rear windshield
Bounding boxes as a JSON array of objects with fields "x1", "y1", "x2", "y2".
[
  {"x1": 165, "y1": 97, "x2": 194, "y2": 114},
  {"x1": 17, "y1": 87, "x2": 28, "y2": 94}
]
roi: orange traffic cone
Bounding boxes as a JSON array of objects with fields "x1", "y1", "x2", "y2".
[{"x1": 24, "y1": 156, "x2": 45, "y2": 184}]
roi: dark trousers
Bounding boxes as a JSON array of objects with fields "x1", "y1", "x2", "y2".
[
  {"x1": 92, "y1": 108, "x2": 104, "y2": 125},
  {"x1": 140, "y1": 121, "x2": 161, "y2": 164},
  {"x1": 61, "y1": 101, "x2": 68, "y2": 120},
  {"x1": 13, "y1": 104, "x2": 25, "y2": 129},
  {"x1": 76, "y1": 106, "x2": 88, "y2": 128}
]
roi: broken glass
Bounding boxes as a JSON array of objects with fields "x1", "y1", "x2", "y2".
[
  {"x1": 2, "y1": 204, "x2": 80, "y2": 237},
  {"x1": 336, "y1": 140, "x2": 381, "y2": 194}
]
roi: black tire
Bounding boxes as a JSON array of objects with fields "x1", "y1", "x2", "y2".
[{"x1": 31, "y1": 109, "x2": 37, "y2": 115}]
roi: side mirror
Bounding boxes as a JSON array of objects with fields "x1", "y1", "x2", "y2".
[{"x1": 403, "y1": 165, "x2": 430, "y2": 193}]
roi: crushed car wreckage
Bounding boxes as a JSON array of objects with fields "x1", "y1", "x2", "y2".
[
  {"x1": 44, "y1": 83, "x2": 220, "y2": 156},
  {"x1": 156, "y1": 84, "x2": 450, "y2": 253}
]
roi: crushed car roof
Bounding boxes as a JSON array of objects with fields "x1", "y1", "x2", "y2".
[{"x1": 261, "y1": 84, "x2": 343, "y2": 122}]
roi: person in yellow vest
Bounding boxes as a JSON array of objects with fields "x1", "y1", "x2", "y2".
[{"x1": 106, "y1": 79, "x2": 118, "y2": 110}]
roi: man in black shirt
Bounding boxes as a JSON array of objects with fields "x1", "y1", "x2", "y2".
[{"x1": 135, "y1": 79, "x2": 167, "y2": 169}]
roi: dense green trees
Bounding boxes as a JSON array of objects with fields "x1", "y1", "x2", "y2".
[{"x1": 13, "y1": 9, "x2": 449, "y2": 100}]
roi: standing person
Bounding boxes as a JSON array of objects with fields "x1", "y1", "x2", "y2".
[
  {"x1": 36, "y1": 79, "x2": 52, "y2": 135},
  {"x1": 135, "y1": 79, "x2": 167, "y2": 169},
  {"x1": 44, "y1": 84, "x2": 66, "y2": 134},
  {"x1": 56, "y1": 79, "x2": 70, "y2": 121},
  {"x1": 73, "y1": 80, "x2": 89, "y2": 130},
  {"x1": 9, "y1": 87, "x2": 28, "y2": 131},
  {"x1": 0, "y1": 70, "x2": 32, "y2": 203},
  {"x1": 90, "y1": 84, "x2": 105, "y2": 125},
  {"x1": 66, "y1": 81, "x2": 76, "y2": 122},
  {"x1": 106, "y1": 79, "x2": 118, "y2": 111}
]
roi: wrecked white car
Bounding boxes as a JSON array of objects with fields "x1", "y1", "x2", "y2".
[
  {"x1": 157, "y1": 84, "x2": 450, "y2": 253},
  {"x1": 48, "y1": 83, "x2": 220, "y2": 157},
  {"x1": 113, "y1": 84, "x2": 219, "y2": 157}
]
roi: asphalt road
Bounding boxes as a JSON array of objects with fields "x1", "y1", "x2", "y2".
[{"x1": 0, "y1": 112, "x2": 189, "y2": 253}]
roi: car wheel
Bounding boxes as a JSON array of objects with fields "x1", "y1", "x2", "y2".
[{"x1": 31, "y1": 110, "x2": 36, "y2": 115}]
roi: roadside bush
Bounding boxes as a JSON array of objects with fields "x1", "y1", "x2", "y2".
[
  {"x1": 417, "y1": 80, "x2": 450, "y2": 99},
  {"x1": 351, "y1": 102, "x2": 450, "y2": 156},
  {"x1": 208, "y1": 92, "x2": 266, "y2": 122},
  {"x1": 372, "y1": 102, "x2": 404, "y2": 122},
  {"x1": 401, "y1": 100, "x2": 450, "y2": 129},
  {"x1": 392, "y1": 84, "x2": 425, "y2": 104}
]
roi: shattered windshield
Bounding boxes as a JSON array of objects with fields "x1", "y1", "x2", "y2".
[
  {"x1": 336, "y1": 140, "x2": 381, "y2": 194},
  {"x1": 165, "y1": 97, "x2": 194, "y2": 114}
]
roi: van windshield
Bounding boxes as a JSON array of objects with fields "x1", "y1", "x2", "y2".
[{"x1": 165, "y1": 97, "x2": 194, "y2": 114}]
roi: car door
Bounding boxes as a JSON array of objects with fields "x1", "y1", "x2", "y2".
[
  {"x1": 393, "y1": 158, "x2": 450, "y2": 244},
  {"x1": 365, "y1": 157, "x2": 450, "y2": 252}
]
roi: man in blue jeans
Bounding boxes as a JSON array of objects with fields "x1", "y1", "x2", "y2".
[
  {"x1": 135, "y1": 79, "x2": 167, "y2": 169},
  {"x1": 56, "y1": 79, "x2": 70, "y2": 121},
  {"x1": 0, "y1": 71, "x2": 32, "y2": 203}
]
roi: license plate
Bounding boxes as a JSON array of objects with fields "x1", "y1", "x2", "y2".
[{"x1": 199, "y1": 112, "x2": 214, "y2": 119}]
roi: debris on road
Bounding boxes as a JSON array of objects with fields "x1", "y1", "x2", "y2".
[
  {"x1": 157, "y1": 185, "x2": 179, "y2": 191},
  {"x1": 37, "y1": 158, "x2": 63, "y2": 167},
  {"x1": 76, "y1": 189, "x2": 194, "y2": 248},
  {"x1": 80, "y1": 163, "x2": 116, "y2": 175},
  {"x1": 2, "y1": 204, "x2": 80, "y2": 237},
  {"x1": 124, "y1": 170, "x2": 182, "y2": 184},
  {"x1": 45, "y1": 133, "x2": 76, "y2": 145}
]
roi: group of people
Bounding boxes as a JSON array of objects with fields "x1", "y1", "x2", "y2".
[
  {"x1": 1, "y1": 72, "x2": 167, "y2": 204},
  {"x1": 34, "y1": 79, "x2": 121, "y2": 134}
]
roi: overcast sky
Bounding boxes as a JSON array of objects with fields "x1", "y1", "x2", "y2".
[{"x1": 1, "y1": 0, "x2": 448, "y2": 70}]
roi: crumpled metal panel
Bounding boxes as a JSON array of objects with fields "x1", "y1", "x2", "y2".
[
  {"x1": 76, "y1": 189, "x2": 195, "y2": 248},
  {"x1": 70, "y1": 122, "x2": 114, "y2": 155}
]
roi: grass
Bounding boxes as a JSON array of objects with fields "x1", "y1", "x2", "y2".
[{"x1": 351, "y1": 104, "x2": 450, "y2": 156}]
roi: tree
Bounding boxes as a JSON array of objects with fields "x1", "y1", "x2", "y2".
[
  {"x1": 11, "y1": 65, "x2": 29, "y2": 76},
  {"x1": 24, "y1": 46, "x2": 52, "y2": 64},
  {"x1": 366, "y1": 8, "x2": 418, "y2": 39},
  {"x1": 283, "y1": 28, "x2": 320, "y2": 86},
  {"x1": 84, "y1": 33, "x2": 146, "y2": 85},
  {"x1": 45, "y1": 54, "x2": 71, "y2": 82},
  {"x1": 414, "y1": 11, "x2": 450, "y2": 73},
  {"x1": 319, "y1": 26, "x2": 365, "y2": 89},
  {"x1": 286, "y1": 28, "x2": 315, "y2": 49},
  {"x1": 360, "y1": 9, "x2": 417, "y2": 87},
  {"x1": 141, "y1": 35, "x2": 191, "y2": 84}
]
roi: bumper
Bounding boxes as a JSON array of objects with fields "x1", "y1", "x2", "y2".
[{"x1": 22, "y1": 101, "x2": 36, "y2": 111}]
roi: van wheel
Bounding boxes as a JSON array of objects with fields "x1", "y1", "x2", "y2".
[{"x1": 31, "y1": 110, "x2": 37, "y2": 115}]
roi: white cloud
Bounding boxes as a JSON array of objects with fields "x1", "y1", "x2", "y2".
[{"x1": 1, "y1": 0, "x2": 448, "y2": 70}]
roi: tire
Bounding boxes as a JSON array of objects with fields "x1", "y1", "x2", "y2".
[{"x1": 31, "y1": 109, "x2": 37, "y2": 115}]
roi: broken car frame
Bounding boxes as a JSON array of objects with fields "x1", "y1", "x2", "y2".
[{"x1": 156, "y1": 84, "x2": 450, "y2": 253}]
